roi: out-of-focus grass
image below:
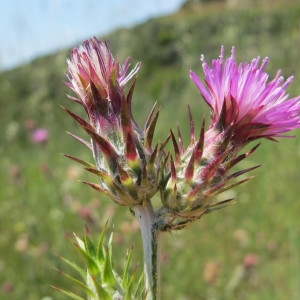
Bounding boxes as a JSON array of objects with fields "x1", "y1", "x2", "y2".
[{"x1": 1, "y1": 1, "x2": 300, "y2": 299}]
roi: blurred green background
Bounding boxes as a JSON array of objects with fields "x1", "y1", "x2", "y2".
[{"x1": 1, "y1": 0, "x2": 300, "y2": 299}]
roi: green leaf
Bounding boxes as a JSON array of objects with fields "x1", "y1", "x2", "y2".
[
  {"x1": 84, "y1": 233, "x2": 97, "y2": 258},
  {"x1": 124, "y1": 268, "x2": 136, "y2": 300},
  {"x1": 52, "y1": 286, "x2": 86, "y2": 300},
  {"x1": 73, "y1": 234, "x2": 85, "y2": 250},
  {"x1": 57, "y1": 224, "x2": 143, "y2": 299},
  {"x1": 103, "y1": 245, "x2": 116, "y2": 287},
  {"x1": 75, "y1": 243, "x2": 100, "y2": 276},
  {"x1": 97, "y1": 222, "x2": 108, "y2": 263},
  {"x1": 90, "y1": 274, "x2": 112, "y2": 300},
  {"x1": 58, "y1": 255, "x2": 87, "y2": 281},
  {"x1": 122, "y1": 247, "x2": 133, "y2": 289},
  {"x1": 134, "y1": 273, "x2": 146, "y2": 300},
  {"x1": 55, "y1": 268, "x2": 94, "y2": 296}
]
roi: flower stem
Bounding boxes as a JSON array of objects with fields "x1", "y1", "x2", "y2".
[{"x1": 133, "y1": 202, "x2": 160, "y2": 300}]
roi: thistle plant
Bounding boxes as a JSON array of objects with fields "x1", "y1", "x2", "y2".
[{"x1": 60, "y1": 38, "x2": 300, "y2": 299}]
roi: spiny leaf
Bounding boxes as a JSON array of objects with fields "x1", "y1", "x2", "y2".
[
  {"x1": 148, "y1": 144, "x2": 158, "y2": 166},
  {"x1": 57, "y1": 224, "x2": 143, "y2": 300},
  {"x1": 121, "y1": 92, "x2": 134, "y2": 136},
  {"x1": 227, "y1": 165, "x2": 260, "y2": 180},
  {"x1": 122, "y1": 246, "x2": 133, "y2": 289},
  {"x1": 79, "y1": 180, "x2": 110, "y2": 197},
  {"x1": 144, "y1": 106, "x2": 160, "y2": 150},
  {"x1": 125, "y1": 132, "x2": 138, "y2": 164},
  {"x1": 63, "y1": 107, "x2": 119, "y2": 172},
  {"x1": 81, "y1": 170, "x2": 125, "y2": 200},
  {"x1": 205, "y1": 198, "x2": 237, "y2": 213},
  {"x1": 133, "y1": 272, "x2": 146, "y2": 299},
  {"x1": 126, "y1": 78, "x2": 142, "y2": 135},
  {"x1": 84, "y1": 168, "x2": 111, "y2": 181},
  {"x1": 170, "y1": 155, "x2": 177, "y2": 181},
  {"x1": 97, "y1": 221, "x2": 108, "y2": 262},
  {"x1": 219, "y1": 125, "x2": 234, "y2": 153},
  {"x1": 103, "y1": 233, "x2": 117, "y2": 287},
  {"x1": 194, "y1": 119, "x2": 205, "y2": 162},
  {"x1": 89, "y1": 274, "x2": 111, "y2": 300},
  {"x1": 201, "y1": 148, "x2": 231, "y2": 182},
  {"x1": 224, "y1": 143, "x2": 260, "y2": 171},
  {"x1": 103, "y1": 246, "x2": 116, "y2": 287},
  {"x1": 126, "y1": 78, "x2": 137, "y2": 112},
  {"x1": 125, "y1": 266, "x2": 138, "y2": 300},
  {"x1": 172, "y1": 183, "x2": 178, "y2": 200},
  {"x1": 188, "y1": 105, "x2": 195, "y2": 145},
  {"x1": 144, "y1": 102, "x2": 157, "y2": 132},
  {"x1": 84, "y1": 128, "x2": 119, "y2": 171},
  {"x1": 61, "y1": 105, "x2": 95, "y2": 133},
  {"x1": 176, "y1": 125, "x2": 184, "y2": 155},
  {"x1": 66, "y1": 131, "x2": 92, "y2": 151},
  {"x1": 73, "y1": 234, "x2": 85, "y2": 251},
  {"x1": 208, "y1": 177, "x2": 254, "y2": 196},
  {"x1": 74, "y1": 242, "x2": 100, "y2": 276},
  {"x1": 55, "y1": 268, "x2": 94, "y2": 296},
  {"x1": 159, "y1": 134, "x2": 171, "y2": 153},
  {"x1": 170, "y1": 130, "x2": 180, "y2": 164},
  {"x1": 63, "y1": 154, "x2": 95, "y2": 168},
  {"x1": 185, "y1": 151, "x2": 195, "y2": 181},
  {"x1": 57, "y1": 254, "x2": 87, "y2": 281},
  {"x1": 84, "y1": 233, "x2": 97, "y2": 258},
  {"x1": 187, "y1": 182, "x2": 206, "y2": 200},
  {"x1": 52, "y1": 286, "x2": 86, "y2": 300},
  {"x1": 123, "y1": 249, "x2": 144, "y2": 298},
  {"x1": 66, "y1": 93, "x2": 83, "y2": 105}
]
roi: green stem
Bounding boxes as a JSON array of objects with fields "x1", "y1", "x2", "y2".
[{"x1": 133, "y1": 202, "x2": 160, "y2": 300}]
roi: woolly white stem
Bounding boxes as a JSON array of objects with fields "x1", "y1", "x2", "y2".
[{"x1": 133, "y1": 202, "x2": 160, "y2": 300}]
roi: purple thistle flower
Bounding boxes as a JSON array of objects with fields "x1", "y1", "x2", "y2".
[
  {"x1": 190, "y1": 46, "x2": 300, "y2": 146},
  {"x1": 65, "y1": 37, "x2": 164, "y2": 207},
  {"x1": 157, "y1": 47, "x2": 300, "y2": 231}
]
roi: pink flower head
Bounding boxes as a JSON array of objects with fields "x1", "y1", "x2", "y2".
[
  {"x1": 30, "y1": 128, "x2": 49, "y2": 144},
  {"x1": 66, "y1": 37, "x2": 141, "y2": 134},
  {"x1": 190, "y1": 46, "x2": 300, "y2": 145}
]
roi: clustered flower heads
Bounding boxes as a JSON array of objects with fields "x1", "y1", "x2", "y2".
[{"x1": 65, "y1": 38, "x2": 300, "y2": 231}]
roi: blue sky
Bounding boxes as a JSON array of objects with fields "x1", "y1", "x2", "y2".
[{"x1": 1, "y1": 0, "x2": 185, "y2": 71}]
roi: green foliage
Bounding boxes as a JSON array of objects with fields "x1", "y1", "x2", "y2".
[
  {"x1": 1, "y1": 1, "x2": 300, "y2": 299},
  {"x1": 56, "y1": 224, "x2": 145, "y2": 300}
]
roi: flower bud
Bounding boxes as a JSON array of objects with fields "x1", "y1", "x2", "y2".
[{"x1": 65, "y1": 38, "x2": 164, "y2": 206}]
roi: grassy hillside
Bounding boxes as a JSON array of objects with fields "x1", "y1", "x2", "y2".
[{"x1": 1, "y1": 1, "x2": 300, "y2": 299}]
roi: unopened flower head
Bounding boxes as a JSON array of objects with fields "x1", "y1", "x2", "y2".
[
  {"x1": 157, "y1": 109, "x2": 259, "y2": 231},
  {"x1": 66, "y1": 37, "x2": 141, "y2": 135},
  {"x1": 190, "y1": 46, "x2": 300, "y2": 147},
  {"x1": 65, "y1": 37, "x2": 164, "y2": 207}
]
